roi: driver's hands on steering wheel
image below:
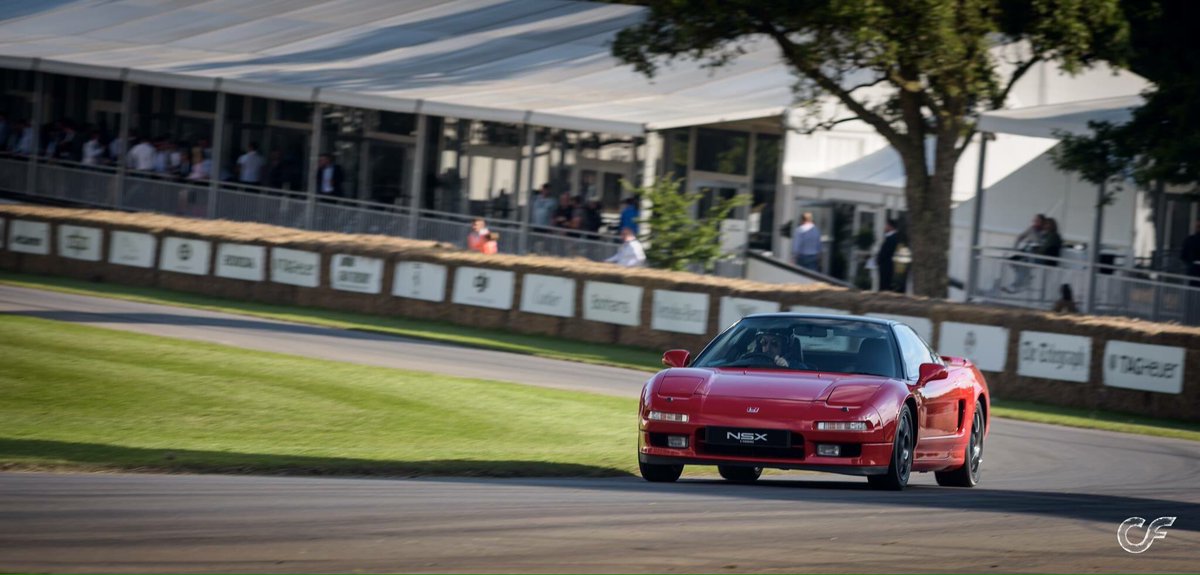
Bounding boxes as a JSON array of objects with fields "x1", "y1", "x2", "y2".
[{"x1": 773, "y1": 355, "x2": 789, "y2": 367}]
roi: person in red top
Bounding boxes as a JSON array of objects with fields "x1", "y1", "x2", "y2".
[
  {"x1": 467, "y1": 218, "x2": 489, "y2": 252},
  {"x1": 481, "y1": 232, "x2": 499, "y2": 255}
]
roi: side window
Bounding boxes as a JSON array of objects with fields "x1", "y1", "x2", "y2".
[{"x1": 893, "y1": 325, "x2": 934, "y2": 380}]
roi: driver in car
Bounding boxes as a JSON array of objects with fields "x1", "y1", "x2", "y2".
[{"x1": 741, "y1": 330, "x2": 801, "y2": 368}]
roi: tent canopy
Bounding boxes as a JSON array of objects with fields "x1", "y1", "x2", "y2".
[
  {"x1": 0, "y1": 0, "x2": 799, "y2": 136},
  {"x1": 976, "y1": 95, "x2": 1143, "y2": 139}
]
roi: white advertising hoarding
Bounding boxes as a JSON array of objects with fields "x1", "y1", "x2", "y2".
[
  {"x1": 1103, "y1": 341, "x2": 1185, "y2": 394},
  {"x1": 452, "y1": 266, "x2": 515, "y2": 310},
  {"x1": 159, "y1": 237, "x2": 211, "y2": 276},
  {"x1": 938, "y1": 322, "x2": 1009, "y2": 372},
  {"x1": 790, "y1": 305, "x2": 849, "y2": 316},
  {"x1": 652, "y1": 290, "x2": 710, "y2": 335},
  {"x1": 8, "y1": 220, "x2": 50, "y2": 255},
  {"x1": 331, "y1": 254, "x2": 383, "y2": 294},
  {"x1": 271, "y1": 248, "x2": 320, "y2": 287},
  {"x1": 392, "y1": 261, "x2": 447, "y2": 302},
  {"x1": 109, "y1": 231, "x2": 156, "y2": 268},
  {"x1": 520, "y1": 274, "x2": 576, "y2": 318},
  {"x1": 719, "y1": 296, "x2": 780, "y2": 329},
  {"x1": 583, "y1": 281, "x2": 643, "y2": 326},
  {"x1": 1017, "y1": 331, "x2": 1091, "y2": 383},
  {"x1": 215, "y1": 243, "x2": 266, "y2": 282},
  {"x1": 58, "y1": 225, "x2": 102, "y2": 261},
  {"x1": 867, "y1": 313, "x2": 934, "y2": 342}
]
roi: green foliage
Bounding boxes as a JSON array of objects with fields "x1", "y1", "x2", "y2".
[
  {"x1": 633, "y1": 176, "x2": 750, "y2": 272},
  {"x1": 613, "y1": 0, "x2": 1131, "y2": 296}
]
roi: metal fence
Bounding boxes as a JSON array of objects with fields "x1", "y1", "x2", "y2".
[
  {"x1": 0, "y1": 158, "x2": 622, "y2": 263},
  {"x1": 970, "y1": 246, "x2": 1200, "y2": 325}
]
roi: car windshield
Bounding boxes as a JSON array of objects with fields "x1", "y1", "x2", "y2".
[{"x1": 690, "y1": 316, "x2": 901, "y2": 378}]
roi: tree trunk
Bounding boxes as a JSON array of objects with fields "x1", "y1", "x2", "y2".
[{"x1": 902, "y1": 145, "x2": 955, "y2": 299}]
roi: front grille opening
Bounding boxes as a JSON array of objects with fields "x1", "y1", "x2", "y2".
[
  {"x1": 696, "y1": 429, "x2": 806, "y2": 460},
  {"x1": 647, "y1": 432, "x2": 672, "y2": 448}
]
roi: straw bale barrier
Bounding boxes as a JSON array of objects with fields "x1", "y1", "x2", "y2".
[{"x1": 2, "y1": 205, "x2": 1196, "y2": 421}]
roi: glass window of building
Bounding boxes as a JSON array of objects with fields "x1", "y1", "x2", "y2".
[{"x1": 695, "y1": 128, "x2": 748, "y2": 175}]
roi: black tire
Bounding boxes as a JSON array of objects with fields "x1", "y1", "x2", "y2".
[
  {"x1": 868, "y1": 404, "x2": 914, "y2": 491},
  {"x1": 639, "y1": 461, "x2": 683, "y2": 483},
  {"x1": 936, "y1": 400, "x2": 984, "y2": 487},
  {"x1": 717, "y1": 465, "x2": 762, "y2": 482}
]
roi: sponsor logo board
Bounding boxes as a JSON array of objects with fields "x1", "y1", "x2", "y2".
[
  {"x1": 331, "y1": 254, "x2": 383, "y2": 294},
  {"x1": 652, "y1": 290, "x2": 710, "y2": 335},
  {"x1": 8, "y1": 220, "x2": 50, "y2": 255},
  {"x1": 583, "y1": 281, "x2": 643, "y2": 326},
  {"x1": 271, "y1": 248, "x2": 320, "y2": 287},
  {"x1": 520, "y1": 274, "x2": 576, "y2": 318},
  {"x1": 938, "y1": 322, "x2": 1009, "y2": 372},
  {"x1": 1103, "y1": 341, "x2": 1184, "y2": 394},
  {"x1": 159, "y1": 237, "x2": 211, "y2": 276},
  {"x1": 451, "y1": 266, "x2": 514, "y2": 310},
  {"x1": 109, "y1": 231, "x2": 156, "y2": 268},
  {"x1": 719, "y1": 296, "x2": 780, "y2": 329},
  {"x1": 215, "y1": 243, "x2": 266, "y2": 282},
  {"x1": 58, "y1": 225, "x2": 102, "y2": 261},
  {"x1": 1017, "y1": 331, "x2": 1091, "y2": 382},
  {"x1": 392, "y1": 261, "x2": 447, "y2": 302}
]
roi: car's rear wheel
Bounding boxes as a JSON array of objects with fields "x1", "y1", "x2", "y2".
[
  {"x1": 868, "y1": 404, "x2": 914, "y2": 491},
  {"x1": 936, "y1": 399, "x2": 984, "y2": 487},
  {"x1": 717, "y1": 465, "x2": 762, "y2": 482},
  {"x1": 639, "y1": 461, "x2": 683, "y2": 482}
]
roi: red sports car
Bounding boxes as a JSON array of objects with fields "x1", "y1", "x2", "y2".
[{"x1": 638, "y1": 314, "x2": 989, "y2": 490}]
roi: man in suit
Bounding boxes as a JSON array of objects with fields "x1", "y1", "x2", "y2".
[
  {"x1": 875, "y1": 219, "x2": 901, "y2": 292},
  {"x1": 315, "y1": 153, "x2": 344, "y2": 200}
]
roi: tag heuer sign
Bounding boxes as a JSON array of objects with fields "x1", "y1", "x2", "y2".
[
  {"x1": 215, "y1": 243, "x2": 266, "y2": 282},
  {"x1": 271, "y1": 248, "x2": 320, "y2": 288},
  {"x1": 8, "y1": 220, "x2": 50, "y2": 255}
]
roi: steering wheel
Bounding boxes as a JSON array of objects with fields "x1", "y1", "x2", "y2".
[{"x1": 738, "y1": 352, "x2": 777, "y2": 363}]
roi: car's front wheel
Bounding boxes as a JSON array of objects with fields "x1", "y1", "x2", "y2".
[
  {"x1": 717, "y1": 465, "x2": 762, "y2": 482},
  {"x1": 868, "y1": 404, "x2": 914, "y2": 491},
  {"x1": 936, "y1": 399, "x2": 984, "y2": 487},
  {"x1": 639, "y1": 461, "x2": 683, "y2": 482}
]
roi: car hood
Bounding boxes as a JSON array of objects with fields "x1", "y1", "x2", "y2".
[{"x1": 698, "y1": 369, "x2": 835, "y2": 401}]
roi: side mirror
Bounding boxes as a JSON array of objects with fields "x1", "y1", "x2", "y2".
[
  {"x1": 917, "y1": 363, "x2": 948, "y2": 385},
  {"x1": 662, "y1": 349, "x2": 691, "y2": 368}
]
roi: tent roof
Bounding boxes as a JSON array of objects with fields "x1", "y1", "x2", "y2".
[
  {"x1": 0, "y1": 0, "x2": 798, "y2": 136},
  {"x1": 976, "y1": 95, "x2": 1143, "y2": 139}
]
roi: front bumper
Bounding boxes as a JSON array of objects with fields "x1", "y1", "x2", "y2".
[{"x1": 638, "y1": 452, "x2": 888, "y2": 477}]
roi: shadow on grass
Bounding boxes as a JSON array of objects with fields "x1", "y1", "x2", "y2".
[{"x1": 0, "y1": 438, "x2": 632, "y2": 478}]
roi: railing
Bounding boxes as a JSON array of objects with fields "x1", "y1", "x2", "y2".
[
  {"x1": 0, "y1": 157, "x2": 624, "y2": 263},
  {"x1": 970, "y1": 246, "x2": 1200, "y2": 325}
]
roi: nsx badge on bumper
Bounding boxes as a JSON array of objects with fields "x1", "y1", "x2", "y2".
[{"x1": 706, "y1": 427, "x2": 790, "y2": 447}]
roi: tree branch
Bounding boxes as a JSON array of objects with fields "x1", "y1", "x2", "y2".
[{"x1": 954, "y1": 56, "x2": 1042, "y2": 160}]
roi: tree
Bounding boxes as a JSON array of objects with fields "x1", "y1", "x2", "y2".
[
  {"x1": 612, "y1": 0, "x2": 1128, "y2": 297},
  {"x1": 635, "y1": 176, "x2": 749, "y2": 272},
  {"x1": 1054, "y1": 1, "x2": 1200, "y2": 188}
]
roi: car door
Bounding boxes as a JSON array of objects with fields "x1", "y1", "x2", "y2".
[{"x1": 894, "y1": 325, "x2": 958, "y2": 444}]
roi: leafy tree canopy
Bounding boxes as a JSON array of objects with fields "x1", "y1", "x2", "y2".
[{"x1": 613, "y1": 0, "x2": 1128, "y2": 297}]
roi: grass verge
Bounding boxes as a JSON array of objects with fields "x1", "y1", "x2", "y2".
[
  {"x1": 3, "y1": 271, "x2": 1197, "y2": 443},
  {"x1": 992, "y1": 399, "x2": 1200, "y2": 442},
  {"x1": 0, "y1": 271, "x2": 661, "y2": 372},
  {"x1": 0, "y1": 314, "x2": 638, "y2": 477}
]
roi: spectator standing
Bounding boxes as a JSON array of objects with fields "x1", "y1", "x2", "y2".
[
  {"x1": 1039, "y1": 218, "x2": 1063, "y2": 265},
  {"x1": 467, "y1": 218, "x2": 490, "y2": 252},
  {"x1": 127, "y1": 136, "x2": 156, "y2": 171},
  {"x1": 13, "y1": 120, "x2": 33, "y2": 155},
  {"x1": 582, "y1": 197, "x2": 603, "y2": 234},
  {"x1": 605, "y1": 227, "x2": 646, "y2": 267},
  {"x1": 54, "y1": 121, "x2": 81, "y2": 162},
  {"x1": 316, "y1": 153, "x2": 344, "y2": 199},
  {"x1": 553, "y1": 193, "x2": 576, "y2": 233},
  {"x1": 1006, "y1": 214, "x2": 1046, "y2": 292},
  {"x1": 875, "y1": 219, "x2": 901, "y2": 292},
  {"x1": 1053, "y1": 283, "x2": 1078, "y2": 313},
  {"x1": 791, "y1": 212, "x2": 822, "y2": 271},
  {"x1": 531, "y1": 184, "x2": 557, "y2": 229},
  {"x1": 481, "y1": 232, "x2": 500, "y2": 255},
  {"x1": 1182, "y1": 220, "x2": 1200, "y2": 283},
  {"x1": 81, "y1": 131, "x2": 105, "y2": 166},
  {"x1": 108, "y1": 130, "x2": 130, "y2": 162},
  {"x1": 237, "y1": 143, "x2": 264, "y2": 185},
  {"x1": 619, "y1": 196, "x2": 640, "y2": 235}
]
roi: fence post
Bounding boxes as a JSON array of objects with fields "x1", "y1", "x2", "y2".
[
  {"x1": 207, "y1": 87, "x2": 225, "y2": 219},
  {"x1": 518, "y1": 124, "x2": 534, "y2": 255},
  {"x1": 966, "y1": 132, "x2": 990, "y2": 299},
  {"x1": 304, "y1": 99, "x2": 323, "y2": 230},
  {"x1": 114, "y1": 77, "x2": 132, "y2": 209},
  {"x1": 408, "y1": 112, "x2": 427, "y2": 238},
  {"x1": 26, "y1": 68, "x2": 44, "y2": 196},
  {"x1": 1085, "y1": 180, "x2": 1106, "y2": 314}
]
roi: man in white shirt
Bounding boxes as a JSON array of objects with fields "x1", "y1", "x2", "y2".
[
  {"x1": 81, "y1": 131, "x2": 105, "y2": 166},
  {"x1": 791, "y1": 212, "x2": 822, "y2": 271},
  {"x1": 531, "y1": 184, "x2": 557, "y2": 229},
  {"x1": 127, "y1": 137, "x2": 156, "y2": 171},
  {"x1": 237, "y1": 142, "x2": 264, "y2": 185},
  {"x1": 606, "y1": 227, "x2": 646, "y2": 267}
]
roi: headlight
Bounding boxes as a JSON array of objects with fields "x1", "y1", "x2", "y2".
[
  {"x1": 816, "y1": 421, "x2": 869, "y2": 431},
  {"x1": 648, "y1": 410, "x2": 689, "y2": 423}
]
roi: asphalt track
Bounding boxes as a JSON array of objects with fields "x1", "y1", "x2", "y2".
[{"x1": 1, "y1": 284, "x2": 1198, "y2": 573}]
